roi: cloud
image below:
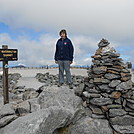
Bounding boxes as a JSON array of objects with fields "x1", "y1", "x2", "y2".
[
  {"x1": 0, "y1": 33, "x2": 99, "y2": 66},
  {"x1": 0, "y1": 0, "x2": 134, "y2": 40},
  {"x1": 0, "y1": 33, "x2": 56, "y2": 66},
  {"x1": 0, "y1": 32, "x2": 134, "y2": 66},
  {"x1": 0, "y1": 0, "x2": 133, "y2": 66}
]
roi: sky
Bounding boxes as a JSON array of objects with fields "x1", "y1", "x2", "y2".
[{"x1": 0, "y1": 0, "x2": 134, "y2": 66}]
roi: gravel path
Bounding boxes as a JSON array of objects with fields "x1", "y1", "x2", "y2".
[
  {"x1": 8, "y1": 68, "x2": 88, "y2": 77},
  {"x1": 17, "y1": 77, "x2": 43, "y2": 89}
]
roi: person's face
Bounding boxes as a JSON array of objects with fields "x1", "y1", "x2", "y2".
[{"x1": 60, "y1": 32, "x2": 66, "y2": 39}]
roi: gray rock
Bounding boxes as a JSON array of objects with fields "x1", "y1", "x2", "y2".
[
  {"x1": 38, "y1": 85, "x2": 82, "y2": 111},
  {"x1": 114, "y1": 98, "x2": 121, "y2": 104},
  {"x1": 122, "y1": 99, "x2": 127, "y2": 107},
  {"x1": 84, "y1": 82, "x2": 95, "y2": 88},
  {"x1": 83, "y1": 92, "x2": 101, "y2": 98},
  {"x1": 107, "y1": 104, "x2": 122, "y2": 109},
  {"x1": 74, "y1": 83, "x2": 84, "y2": 96},
  {"x1": 101, "y1": 93, "x2": 109, "y2": 98},
  {"x1": 116, "y1": 80, "x2": 133, "y2": 91},
  {"x1": 28, "y1": 98, "x2": 40, "y2": 113},
  {"x1": 122, "y1": 69, "x2": 130, "y2": 73},
  {"x1": 109, "y1": 109, "x2": 127, "y2": 117},
  {"x1": 98, "y1": 84, "x2": 114, "y2": 93},
  {"x1": 126, "y1": 102, "x2": 134, "y2": 110},
  {"x1": 15, "y1": 86, "x2": 25, "y2": 89},
  {"x1": 15, "y1": 101, "x2": 30, "y2": 116},
  {"x1": 122, "y1": 90, "x2": 133, "y2": 99},
  {"x1": 16, "y1": 93, "x2": 24, "y2": 101},
  {"x1": 8, "y1": 73, "x2": 21, "y2": 81},
  {"x1": 16, "y1": 88, "x2": 25, "y2": 92},
  {"x1": 110, "y1": 115, "x2": 134, "y2": 125},
  {"x1": 125, "y1": 107, "x2": 134, "y2": 112},
  {"x1": 100, "y1": 63, "x2": 114, "y2": 66},
  {"x1": 89, "y1": 105, "x2": 103, "y2": 115},
  {"x1": 88, "y1": 93, "x2": 101, "y2": 98},
  {"x1": 68, "y1": 117, "x2": 113, "y2": 134},
  {"x1": 0, "y1": 97, "x2": 3, "y2": 108},
  {"x1": 129, "y1": 112, "x2": 134, "y2": 116},
  {"x1": 23, "y1": 91, "x2": 39, "y2": 100},
  {"x1": 83, "y1": 91, "x2": 90, "y2": 98},
  {"x1": 90, "y1": 98, "x2": 113, "y2": 106},
  {"x1": 107, "y1": 67, "x2": 121, "y2": 72},
  {"x1": 98, "y1": 39, "x2": 110, "y2": 48},
  {"x1": 9, "y1": 93, "x2": 18, "y2": 100},
  {"x1": 85, "y1": 87, "x2": 100, "y2": 93},
  {"x1": 112, "y1": 125, "x2": 134, "y2": 134},
  {"x1": 93, "y1": 66, "x2": 107, "y2": 74},
  {"x1": 0, "y1": 115, "x2": 18, "y2": 128},
  {"x1": 104, "y1": 73, "x2": 120, "y2": 80},
  {"x1": 0, "y1": 107, "x2": 74, "y2": 134},
  {"x1": 103, "y1": 52, "x2": 119, "y2": 58},
  {"x1": 92, "y1": 60, "x2": 100, "y2": 65},
  {"x1": 0, "y1": 104, "x2": 15, "y2": 119},
  {"x1": 91, "y1": 114, "x2": 106, "y2": 119},
  {"x1": 109, "y1": 80, "x2": 121, "y2": 88},
  {"x1": 94, "y1": 78, "x2": 110, "y2": 84},
  {"x1": 126, "y1": 99, "x2": 134, "y2": 103}
]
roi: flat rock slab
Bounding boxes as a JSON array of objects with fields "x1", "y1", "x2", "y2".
[
  {"x1": 109, "y1": 109, "x2": 127, "y2": 117},
  {"x1": 112, "y1": 125, "x2": 134, "y2": 134},
  {"x1": 93, "y1": 66, "x2": 107, "y2": 74},
  {"x1": 38, "y1": 85, "x2": 82, "y2": 111},
  {"x1": 17, "y1": 77, "x2": 43, "y2": 90},
  {"x1": 0, "y1": 107, "x2": 73, "y2": 134},
  {"x1": 109, "y1": 80, "x2": 121, "y2": 88},
  {"x1": 0, "y1": 115, "x2": 18, "y2": 128},
  {"x1": 116, "y1": 80, "x2": 132, "y2": 91},
  {"x1": 90, "y1": 98, "x2": 113, "y2": 106},
  {"x1": 0, "y1": 104, "x2": 15, "y2": 119},
  {"x1": 68, "y1": 116, "x2": 113, "y2": 134},
  {"x1": 110, "y1": 115, "x2": 134, "y2": 125}
]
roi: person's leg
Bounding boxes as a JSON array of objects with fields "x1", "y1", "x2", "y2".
[
  {"x1": 64, "y1": 61, "x2": 73, "y2": 84},
  {"x1": 58, "y1": 60, "x2": 64, "y2": 85}
]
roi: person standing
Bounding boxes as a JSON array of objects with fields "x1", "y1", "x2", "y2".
[{"x1": 54, "y1": 29, "x2": 74, "y2": 89}]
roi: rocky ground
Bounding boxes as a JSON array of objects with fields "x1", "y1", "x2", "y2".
[
  {"x1": 0, "y1": 68, "x2": 133, "y2": 134},
  {"x1": 0, "y1": 68, "x2": 114, "y2": 134}
]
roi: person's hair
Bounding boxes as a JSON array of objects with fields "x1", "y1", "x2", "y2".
[{"x1": 59, "y1": 29, "x2": 67, "y2": 36}]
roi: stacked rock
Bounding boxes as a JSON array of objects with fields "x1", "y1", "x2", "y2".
[
  {"x1": 36, "y1": 72, "x2": 85, "y2": 87},
  {"x1": 82, "y1": 39, "x2": 134, "y2": 134}
]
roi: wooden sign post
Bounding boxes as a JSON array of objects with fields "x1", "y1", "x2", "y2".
[{"x1": 0, "y1": 45, "x2": 18, "y2": 104}]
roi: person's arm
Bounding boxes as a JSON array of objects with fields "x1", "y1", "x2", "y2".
[
  {"x1": 54, "y1": 42, "x2": 58, "y2": 64},
  {"x1": 69, "y1": 40, "x2": 74, "y2": 64}
]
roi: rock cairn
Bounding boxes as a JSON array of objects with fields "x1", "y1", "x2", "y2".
[{"x1": 82, "y1": 39, "x2": 134, "y2": 134}]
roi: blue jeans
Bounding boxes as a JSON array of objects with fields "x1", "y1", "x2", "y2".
[{"x1": 58, "y1": 60, "x2": 72, "y2": 84}]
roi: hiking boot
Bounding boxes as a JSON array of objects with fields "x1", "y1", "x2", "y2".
[
  {"x1": 69, "y1": 83, "x2": 73, "y2": 89},
  {"x1": 57, "y1": 83, "x2": 63, "y2": 87}
]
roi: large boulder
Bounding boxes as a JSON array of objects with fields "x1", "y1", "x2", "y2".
[
  {"x1": 0, "y1": 104, "x2": 15, "y2": 119},
  {"x1": 0, "y1": 115, "x2": 18, "y2": 128},
  {"x1": 68, "y1": 116, "x2": 113, "y2": 134},
  {"x1": 0, "y1": 104, "x2": 17, "y2": 128},
  {"x1": 38, "y1": 85, "x2": 82, "y2": 111},
  {"x1": 0, "y1": 85, "x2": 83, "y2": 134},
  {"x1": 0, "y1": 107, "x2": 74, "y2": 134}
]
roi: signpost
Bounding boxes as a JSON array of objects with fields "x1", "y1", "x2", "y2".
[{"x1": 0, "y1": 45, "x2": 18, "y2": 104}]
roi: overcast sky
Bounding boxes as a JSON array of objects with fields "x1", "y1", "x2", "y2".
[{"x1": 0, "y1": 0, "x2": 134, "y2": 66}]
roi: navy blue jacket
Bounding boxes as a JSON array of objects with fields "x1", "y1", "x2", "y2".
[{"x1": 54, "y1": 37, "x2": 74, "y2": 61}]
